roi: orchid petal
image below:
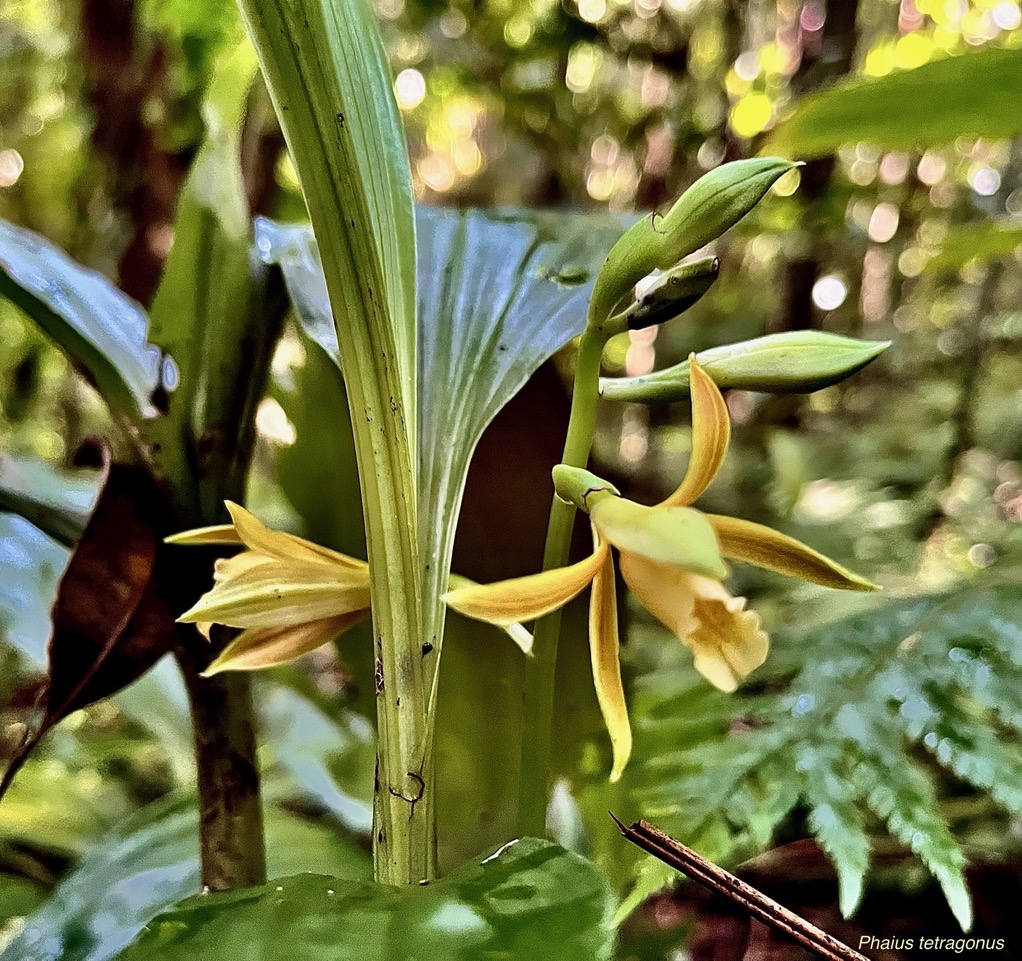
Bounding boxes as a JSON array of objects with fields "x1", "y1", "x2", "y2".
[
  {"x1": 201, "y1": 611, "x2": 367, "y2": 675},
  {"x1": 706, "y1": 514, "x2": 877, "y2": 591},
  {"x1": 684, "y1": 575, "x2": 769, "y2": 692},
  {"x1": 618, "y1": 550, "x2": 698, "y2": 640},
  {"x1": 447, "y1": 574, "x2": 535, "y2": 654},
  {"x1": 591, "y1": 497, "x2": 728, "y2": 580},
  {"x1": 661, "y1": 357, "x2": 730, "y2": 507},
  {"x1": 590, "y1": 537, "x2": 631, "y2": 782},
  {"x1": 443, "y1": 544, "x2": 608, "y2": 626},
  {"x1": 178, "y1": 562, "x2": 371, "y2": 628},
  {"x1": 165, "y1": 524, "x2": 243, "y2": 546},
  {"x1": 224, "y1": 501, "x2": 368, "y2": 573}
]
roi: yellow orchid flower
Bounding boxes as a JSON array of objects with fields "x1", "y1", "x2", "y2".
[
  {"x1": 169, "y1": 501, "x2": 370, "y2": 676},
  {"x1": 443, "y1": 358, "x2": 875, "y2": 782}
]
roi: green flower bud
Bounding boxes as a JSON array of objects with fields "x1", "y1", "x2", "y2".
[
  {"x1": 552, "y1": 465, "x2": 619, "y2": 513},
  {"x1": 588, "y1": 158, "x2": 796, "y2": 325},
  {"x1": 624, "y1": 257, "x2": 719, "y2": 331},
  {"x1": 600, "y1": 332, "x2": 890, "y2": 403}
]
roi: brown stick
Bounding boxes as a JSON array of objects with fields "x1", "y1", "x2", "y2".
[{"x1": 612, "y1": 816, "x2": 872, "y2": 961}]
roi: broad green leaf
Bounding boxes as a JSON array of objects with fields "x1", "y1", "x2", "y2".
[
  {"x1": 257, "y1": 206, "x2": 623, "y2": 635},
  {"x1": 238, "y1": 0, "x2": 423, "y2": 878},
  {"x1": 116, "y1": 838, "x2": 614, "y2": 961},
  {"x1": 924, "y1": 221, "x2": 1022, "y2": 276},
  {"x1": 258, "y1": 680, "x2": 375, "y2": 833},
  {"x1": 0, "y1": 455, "x2": 99, "y2": 547},
  {"x1": 239, "y1": 0, "x2": 416, "y2": 438},
  {"x1": 764, "y1": 47, "x2": 1022, "y2": 159},
  {"x1": 2, "y1": 794, "x2": 371, "y2": 961},
  {"x1": 0, "y1": 221, "x2": 160, "y2": 420},
  {"x1": 146, "y1": 43, "x2": 263, "y2": 510},
  {"x1": 0, "y1": 513, "x2": 69, "y2": 664}
]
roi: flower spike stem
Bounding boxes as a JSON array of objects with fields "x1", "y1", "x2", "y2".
[
  {"x1": 179, "y1": 655, "x2": 266, "y2": 890},
  {"x1": 518, "y1": 325, "x2": 609, "y2": 836}
]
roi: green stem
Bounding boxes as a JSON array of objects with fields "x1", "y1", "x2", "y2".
[{"x1": 517, "y1": 326, "x2": 608, "y2": 837}]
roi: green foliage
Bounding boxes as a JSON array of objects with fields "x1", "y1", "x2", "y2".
[
  {"x1": 116, "y1": 838, "x2": 614, "y2": 961},
  {"x1": 619, "y1": 586, "x2": 1022, "y2": 930},
  {"x1": 0, "y1": 222, "x2": 160, "y2": 421},
  {"x1": 765, "y1": 47, "x2": 1022, "y2": 159},
  {"x1": 146, "y1": 43, "x2": 261, "y2": 508},
  {"x1": 1, "y1": 793, "x2": 371, "y2": 961}
]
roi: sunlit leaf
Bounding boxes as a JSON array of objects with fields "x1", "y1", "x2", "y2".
[
  {"x1": 0, "y1": 221, "x2": 160, "y2": 420},
  {"x1": 764, "y1": 47, "x2": 1022, "y2": 159},
  {"x1": 924, "y1": 221, "x2": 1022, "y2": 276},
  {"x1": 117, "y1": 838, "x2": 613, "y2": 961}
]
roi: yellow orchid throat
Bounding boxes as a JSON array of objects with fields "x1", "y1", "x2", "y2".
[
  {"x1": 442, "y1": 359, "x2": 875, "y2": 783},
  {"x1": 169, "y1": 502, "x2": 370, "y2": 676}
]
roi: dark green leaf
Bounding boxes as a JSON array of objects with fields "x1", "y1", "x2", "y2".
[
  {"x1": 2, "y1": 794, "x2": 371, "y2": 961},
  {"x1": 0, "y1": 221, "x2": 160, "y2": 420},
  {"x1": 764, "y1": 47, "x2": 1022, "y2": 159},
  {"x1": 117, "y1": 838, "x2": 613, "y2": 961}
]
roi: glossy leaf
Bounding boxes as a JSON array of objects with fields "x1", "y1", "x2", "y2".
[
  {"x1": 0, "y1": 220, "x2": 160, "y2": 420},
  {"x1": 764, "y1": 47, "x2": 1022, "y2": 159},
  {"x1": 2, "y1": 794, "x2": 371, "y2": 961},
  {"x1": 258, "y1": 207, "x2": 622, "y2": 632},
  {"x1": 0, "y1": 455, "x2": 99, "y2": 548},
  {"x1": 146, "y1": 44, "x2": 272, "y2": 510},
  {"x1": 117, "y1": 838, "x2": 613, "y2": 961},
  {"x1": 0, "y1": 513, "x2": 71, "y2": 665}
]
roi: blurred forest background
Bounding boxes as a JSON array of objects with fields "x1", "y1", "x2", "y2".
[{"x1": 2, "y1": 0, "x2": 1022, "y2": 959}]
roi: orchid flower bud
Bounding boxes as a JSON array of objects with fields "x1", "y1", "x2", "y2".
[
  {"x1": 600, "y1": 332, "x2": 890, "y2": 403},
  {"x1": 589, "y1": 158, "x2": 796, "y2": 325}
]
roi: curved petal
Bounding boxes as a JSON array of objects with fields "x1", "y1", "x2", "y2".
[
  {"x1": 590, "y1": 540, "x2": 631, "y2": 782},
  {"x1": 201, "y1": 611, "x2": 367, "y2": 675},
  {"x1": 591, "y1": 498, "x2": 727, "y2": 580},
  {"x1": 225, "y1": 501, "x2": 368, "y2": 573},
  {"x1": 706, "y1": 514, "x2": 877, "y2": 591},
  {"x1": 178, "y1": 562, "x2": 371, "y2": 628},
  {"x1": 443, "y1": 543, "x2": 608, "y2": 626},
  {"x1": 661, "y1": 357, "x2": 731, "y2": 507},
  {"x1": 165, "y1": 524, "x2": 243, "y2": 546},
  {"x1": 618, "y1": 550, "x2": 698, "y2": 640},
  {"x1": 683, "y1": 575, "x2": 769, "y2": 692}
]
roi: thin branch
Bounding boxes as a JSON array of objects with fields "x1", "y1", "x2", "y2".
[{"x1": 612, "y1": 815, "x2": 872, "y2": 961}]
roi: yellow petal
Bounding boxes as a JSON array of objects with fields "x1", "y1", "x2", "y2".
[
  {"x1": 589, "y1": 538, "x2": 631, "y2": 782},
  {"x1": 618, "y1": 550, "x2": 698, "y2": 639},
  {"x1": 224, "y1": 501, "x2": 368, "y2": 573},
  {"x1": 683, "y1": 575, "x2": 769, "y2": 692},
  {"x1": 661, "y1": 357, "x2": 731, "y2": 507},
  {"x1": 442, "y1": 544, "x2": 608, "y2": 626},
  {"x1": 590, "y1": 498, "x2": 728, "y2": 580},
  {"x1": 201, "y1": 611, "x2": 367, "y2": 675},
  {"x1": 706, "y1": 514, "x2": 877, "y2": 591},
  {"x1": 165, "y1": 524, "x2": 243, "y2": 546},
  {"x1": 446, "y1": 575, "x2": 534, "y2": 654},
  {"x1": 178, "y1": 560, "x2": 371, "y2": 628}
]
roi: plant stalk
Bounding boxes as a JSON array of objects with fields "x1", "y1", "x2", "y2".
[
  {"x1": 517, "y1": 326, "x2": 608, "y2": 836},
  {"x1": 179, "y1": 656, "x2": 266, "y2": 890}
]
